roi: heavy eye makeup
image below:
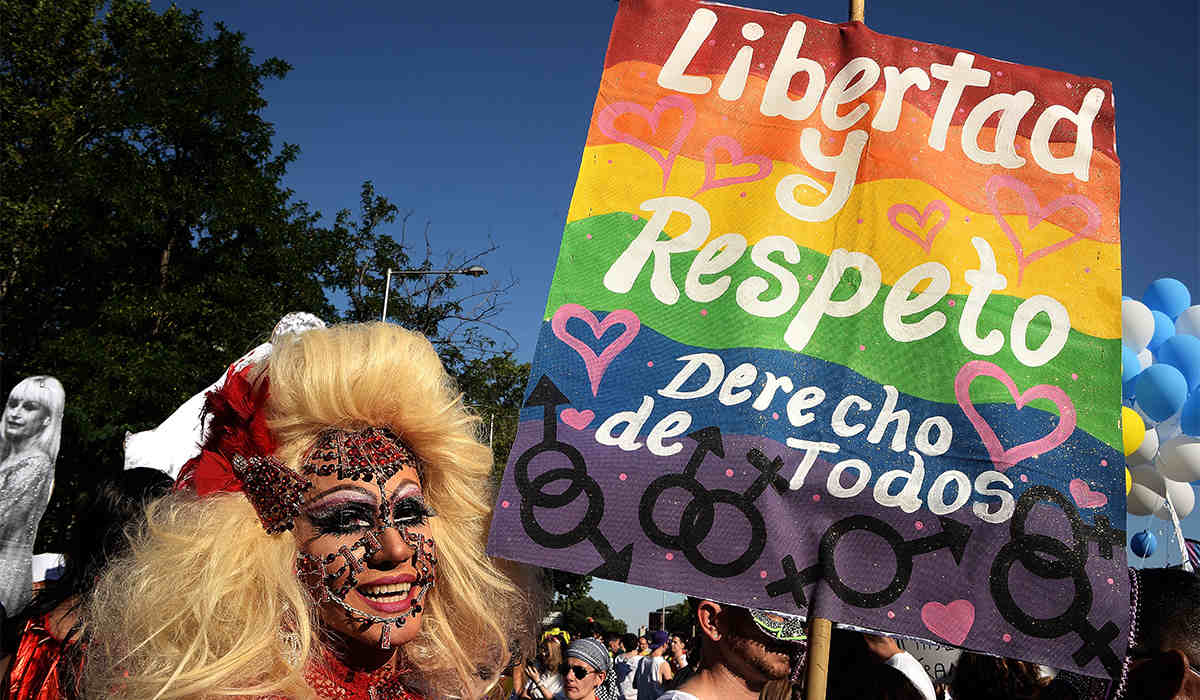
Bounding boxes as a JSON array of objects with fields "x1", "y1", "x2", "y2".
[
  {"x1": 391, "y1": 495, "x2": 434, "y2": 526},
  {"x1": 303, "y1": 484, "x2": 433, "y2": 536},
  {"x1": 306, "y1": 498, "x2": 377, "y2": 536}
]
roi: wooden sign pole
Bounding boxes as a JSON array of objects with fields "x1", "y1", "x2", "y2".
[
  {"x1": 804, "y1": 617, "x2": 833, "y2": 700},
  {"x1": 849, "y1": 0, "x2": 865, "y2": 22}
]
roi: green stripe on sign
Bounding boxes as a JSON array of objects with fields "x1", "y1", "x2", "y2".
[{"x1": 544, "y1": 212, "x2": 1121, "y2": 449}]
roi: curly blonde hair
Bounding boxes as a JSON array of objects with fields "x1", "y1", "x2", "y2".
[{"x1": 83, "y1": 323, "x2": 541, "y2": 698}]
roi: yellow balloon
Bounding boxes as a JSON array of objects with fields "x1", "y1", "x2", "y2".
[
  {"x1": 1126, "y1": 467, "x2": 1132, "y2": 495},
  {"x1": 1121, "y1": 406, "x2": 1145, "y2": 457}
]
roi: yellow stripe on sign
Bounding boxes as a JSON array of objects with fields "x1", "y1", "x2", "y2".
[{"x1": 565, "y1": 143, "x2": 1121, "y2": 338}]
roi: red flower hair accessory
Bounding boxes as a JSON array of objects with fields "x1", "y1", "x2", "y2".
[{"x1": 176, "y1": 363, "x2": 309, "y2": 533}]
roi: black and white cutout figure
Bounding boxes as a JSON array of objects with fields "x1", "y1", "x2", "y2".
[{"x1": 0, "y1": 376, "x2": 65, "y2": 617}]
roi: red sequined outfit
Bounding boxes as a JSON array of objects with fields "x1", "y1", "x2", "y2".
[
  {"x1": 264, "y1": 649, "x2": 426, "y2": 700},
  {"x1": 3, "y1": 614, "x2": 77, "y2": 700}
]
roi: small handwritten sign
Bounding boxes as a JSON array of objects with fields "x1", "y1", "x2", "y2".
[{"x1": 896, "y1": 638, "x2": 962, "y2": 682}]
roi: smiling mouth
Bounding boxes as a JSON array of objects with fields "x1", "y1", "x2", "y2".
[
  {"x1": 360, "y1": 581, "x2": 413, "y2": 601},
  {"x1": 355, "y1": 579, "x2": 427, "y2": 614}
]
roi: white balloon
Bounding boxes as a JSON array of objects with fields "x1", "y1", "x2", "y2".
[
  {"x1": 1177, "y1": 305, "x2": 1200, "y2": 338},
  {"x1": 1157, "y1": 412, "x2": 1183, "y2": 443},
  {"x1": 1128, "y1": 465, "x2": 1166, "y2": 516},
  {"x1": 1155, "y1": 479, "x2": 1195, "y2": 520},
  {"x1": 1137, "y1": 348, "x2": 1154, "y2": 370},
  {"x1": 1123, "y1": 299, "x2": 1156, "y2": 351},
  {"x1": 1157, "y1": 435, "x2": 1200, "y2": 482},
  {"x1": 1131, "y1": 426, "x2": 1160, "y2": 466}
]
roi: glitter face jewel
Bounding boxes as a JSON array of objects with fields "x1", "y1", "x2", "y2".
[
  {"x1": 302, "y1": 427, "x2": 420, "y2": 484},
  {"x1": 231, "y1": 455, "x2": 310, "y2": 534}
]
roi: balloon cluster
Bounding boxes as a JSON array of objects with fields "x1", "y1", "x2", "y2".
[{"x1": 1121, "y1": 277, "x2": 1200, "y2": 524}]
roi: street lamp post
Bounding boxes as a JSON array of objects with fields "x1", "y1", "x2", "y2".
[{"x1": 381, "y1": 265, "x2": 488, "y2": 321}]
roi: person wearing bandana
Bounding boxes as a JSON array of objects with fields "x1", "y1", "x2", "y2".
[
  {"x1": 559, "y1": 639, "x2": 617, "y2": 700},
  {"x1": 80, "y1": 322, "x2": 540, "y2": 699}
]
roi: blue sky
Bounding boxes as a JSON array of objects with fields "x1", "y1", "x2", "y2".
[{"x1": 164, "y1": 0, "x2": 1198, "y2": 629}]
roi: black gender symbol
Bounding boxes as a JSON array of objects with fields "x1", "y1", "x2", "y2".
[
  {"x1": 989, "y1": 485, "x2": 1125, "y2": 677},
  {"x1": 639, "y1": 429, "x2": 788, "y2": 578},
  {"x1": 765, "y1": 515, "x2": 972, "y2": 609},
  {"x1": 513, "y1": 376, "x2": 633, "y2": 581}
]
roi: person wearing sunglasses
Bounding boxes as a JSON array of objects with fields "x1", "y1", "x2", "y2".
[{"x1": 559, "y1": 638, "x2": 616, "y2": 700}]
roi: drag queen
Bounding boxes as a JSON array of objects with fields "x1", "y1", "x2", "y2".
[
  {"x1": 0, "y1": 375, "x2": 65, "y2": 618},
  {"x1": 83, "y1": 323, "x2": 538, "y2": 699}
]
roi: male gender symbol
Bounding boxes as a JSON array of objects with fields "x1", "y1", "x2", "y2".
[
  {"x1": 512, "y1": 376, "x2": 633, "y2": 581},
  {"x1": 764, "y1": 514, "x2": 972, "y2": 609},
  {"x1": 639, "y1": 428, "x2": 788, "y2": 578}
]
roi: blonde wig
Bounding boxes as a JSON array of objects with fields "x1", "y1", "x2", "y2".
[
  {"x1": 84, "y1": 323, "x2": 540, "y2": 698},
  {"x1": 1, "y1": 375, "x2": 66, "y2": 465}
]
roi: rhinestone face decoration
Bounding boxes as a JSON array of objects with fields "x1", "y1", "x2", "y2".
[
  {"x1": 301, "y1": 427, "x2": 419, "y2": 484},
  {"x1": 297, "y1": 528, "x2": 437, "y2": 650},
  {"x1": 231, "y1": 454, "x2": 310, "y2": 534},
  {"x1": 291, "y1": 427, "x2": 438, "y2": 650}
]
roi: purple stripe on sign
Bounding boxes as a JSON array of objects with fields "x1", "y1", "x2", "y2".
[{"x1": 487, "y1": 413, "x2": 1129, "y2": 677}]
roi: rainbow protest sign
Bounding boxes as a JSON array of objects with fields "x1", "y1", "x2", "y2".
[{"x1": 487, "y1": 0, "x2": 1126, "y2": 677}]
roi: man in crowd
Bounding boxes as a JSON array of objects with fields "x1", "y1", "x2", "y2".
[
  {"x1": 605, "y1": 631, "x2": 624, "y2": 658},
  {"x1": 614, "y1": 633, "x2": 642, "y2": 700},
  {"x1": 657, "y1": 601, "x2": 804, "y2": 700},
  {"x1": 634, "y1": 629, "x2": 673, "y2": 700}
]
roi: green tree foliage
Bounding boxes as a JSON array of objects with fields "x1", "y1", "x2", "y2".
[
  {"x1": 663, "y1": 600, "x2": 696, "y2": 634},
  {"x1": 0, "y1": 0, "x2": 525, "y2": 549},
  {"x1": 559, "y1": 595, "x2": 627, "y2": 636},
  {"x1": 548, "y1": 569, "x2": 593, "y2": 608}
]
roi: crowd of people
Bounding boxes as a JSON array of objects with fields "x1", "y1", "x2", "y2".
[
  {"x1": 482, "y1": 570, "x2": 1200, "y2": 700},
  {"x1": 0, "y1": 320, "x2": 1196, "y2": 699}
]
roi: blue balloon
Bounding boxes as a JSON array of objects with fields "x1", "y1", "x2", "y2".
[
  {"x1": 1144, "y1": 278, "x2": 1192, "y2": 319},
  {"x1": 1123, "y1": 376, "x2": 1139, "y2": 401},
  {"x1": 1131, "y1": 530, "x2": 1157, "y2": 558},
  {"x1": 1182, "y1": 390, "x2": 1200, "y2": 437},
  {"x1": 1147, "y1": 310, "x2": 1176, "y2": 353},
  {"x1": 1121, "y1": 346, "x2": 1142, "y2": 383},
  {"x1": 1157, "y1": 334, "x2": 1200, "y2": 392},
  {"x1": 1135, "y1": 364, "x2": 1190, "y2": 421}
]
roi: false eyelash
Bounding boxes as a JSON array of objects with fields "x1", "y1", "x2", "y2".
[
  {"x1": 307, "y1": 502, "x2": 376, "y2": 536},
  {"x1": 392, "y1": 496, "x2": 436, "y2": 526}
]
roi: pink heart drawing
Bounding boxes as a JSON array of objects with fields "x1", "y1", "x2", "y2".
[
  {"x1": 695, "y1": 134, "x2": 773, "y2": 195},
  {"x1": 954, "y1": 360, "x2": 1077, "y2": 473},
  {"x1": 985, "y1": 174, "x2": 1101, "y2": 285},
  {"x1": 561, "y1": 408, "x2": 595, "y2": 431},
  {"x1": 1068, "y1": 478, "x2": 1108, "y2": 509},
  {"x1": 921, "y1": 600, "x2": 975, "y2": 646},
  {"x1": 596, "y1": 95, "x2": 697, "y2": 193},
  {"x1": 887, "y1": 200, "x2": 950, "y2": 254},
  {"x1": 551, "y1": 304, "x2": 641, "y2": 396}
]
